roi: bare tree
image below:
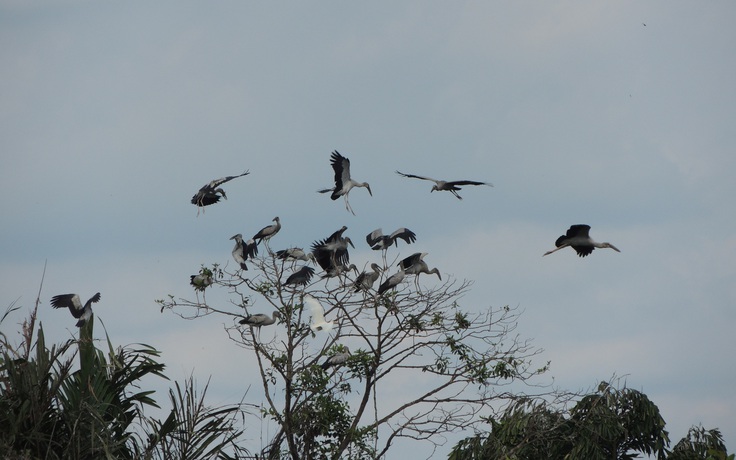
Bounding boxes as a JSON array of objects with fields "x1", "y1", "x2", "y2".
[{"x1": 159, "y1": 253, "x2": 551, "y2": 459}]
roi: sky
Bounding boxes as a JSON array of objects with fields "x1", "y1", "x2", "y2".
[{"x1": 1, "y1": 1, "x2": 735, "y2": 457}]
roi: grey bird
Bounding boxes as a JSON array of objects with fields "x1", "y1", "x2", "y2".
[
  {"x1": 543, "y1": 224, "x2": 621, "y2": 258},
  {"x1": 396, "y1": 170, "x2": 492, "y2": 200},
  {"x1": 321, "y1": 346, "x2": 351, "y2": 370},
  {"x1": 191, "y1": 170, "x2": 249, "y2": 213}
]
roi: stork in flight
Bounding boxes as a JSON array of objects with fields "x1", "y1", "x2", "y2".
[
  {"x1": 230, "y1": 234, "x2": 258, "y2": 270},
  {"x1": 304, "y1": 295, "x2": 334, "y2": 333},
  {"x1": 321, "y1": 346, "x2": 351, "y2": 370},
  {"x1": 396, "y1": 170, "x2": 492, "y2": 200},
  {"x1": 366, "y1": 228, "x2": 417, "y2": 251},
  {"x1": 318, "y1": 151, "x2": 372, "y2": 215},
  {"x1": 50, "y1": 292, "x2": 101, "y2": 328},
  {"x1": 543, "y1": 224, "x2": 621, "y2": 258},
  {"x1": 191, "y1": 170, "x2": 249, "y2": 214},
  {"x1": 311, "y1": 226, "x2": 355, "y2": 278},
  {"x1": 253, "y1": 217, "x2": 281, "y2": 251}
]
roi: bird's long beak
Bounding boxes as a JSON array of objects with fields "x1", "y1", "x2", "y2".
[
  {"x1": 366, "y1": 184, "x2": 373, "y2": 196},
  {"x1": 608, "y1": 243, "x2": 621, "y2": 252}
]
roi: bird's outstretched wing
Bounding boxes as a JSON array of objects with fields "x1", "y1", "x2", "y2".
[
  {"x1": 305, "y1": 295, "x2": 333, "y2": 332},
  {"x1": 209, "y1": 170, "x2": 250, "y2": 188},
  {"x1": 50, "y1": 294, "x2": 84, "y2": 318},
  {"x1": 396, "y1": 170, "x2": 437, "y2": 182},
  {"x1": 447, "y1": 180, "x2": 492, "y2": 187},
  {"x1": 330, "y1": 151, "x2": 351, "y2": 191}
]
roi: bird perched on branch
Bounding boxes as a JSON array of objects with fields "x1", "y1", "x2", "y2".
[
  {"x1": 191, "y1": 170, "x2": 249, "y2": 213},
  {"x1": 543, "y1": 224, "x2": 621, "y2": 258},
  {"x1": 50, "y1": 292, "x2": 101, "y2": 328},
  {"x1": 396, "y1": 170, "x2": 492, "y2": 200},
  {"x1": 318, "y1": 151, "x2": 372, "y2": 215},
  {"x1": 321, "y1": 346, "x2": 351, "y2": 370},
  {"x1": 354, "y1": 263, "x2": 382, "y2": 292},
  {"x1": 399, "y1": 252, "x2": 442, "y2": 283},
  {"x1": 253, "y1": 217, "x2": 281, "y2": 249},
  {"x1": 231, "y1": 234, "x2": 258, "y2": 270},
  {"x1": 190, "y1": 268, "x2": 214, "y2": 291}
]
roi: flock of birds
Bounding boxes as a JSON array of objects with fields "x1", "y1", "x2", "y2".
[{"x1": 51, "y1": 150, "x2": 620, "y2": 371}]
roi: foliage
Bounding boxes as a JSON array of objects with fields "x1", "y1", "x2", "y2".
[
  {"x1": 0, "y1": 298, "x2": 249, "y2": 460},
  {"x1": 160, "y1": 249, "x2": 552, "y2": 459},
  {"x1": 669, "y1": 425, "x2": 734, "y2": 460}
]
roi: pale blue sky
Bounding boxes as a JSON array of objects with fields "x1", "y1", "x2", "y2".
[{"x1": 2, "y1": 2, "x2": 735, "y2": 457}]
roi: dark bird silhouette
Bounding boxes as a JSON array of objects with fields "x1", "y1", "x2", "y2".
[
  {"x1": 396, "y1": 170, "x2": 492, "y2": 199},
  {"x1": 50, "y1": 292, "x2": 101, "y2": 327},
  {"x1": 191, "y1": 170, "x2": 249, "y2": 213},
  {"x1": 318, "y1": 151, "x2": 372, "y2": 215},
  {"x1": 284, "y1": 265, "x2": 315, "y2": 287},
  {"x1": 378, "y1": 268, "x2": 405, "y2": 295},
  {"x1": 543, "y1": 224, "x2": 621, "y2": 258},
  {"x1": 366, "y1": 228, "x2": 416, "y2": 251},
  {"x1": 354, "y1": 263, "x2": 382, "y2": 292},
  {"x1": 311, "y1": 226, "x2": 354, "y2": 276}
]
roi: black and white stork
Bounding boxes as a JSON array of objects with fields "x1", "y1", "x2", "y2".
[
  {"x1": 543, "y1": 224, "x2": 621, "y2": 258},
  {"x1": 354, "y1": 263, "x2": 382, "y2": 292},
  {"x1": 396, "y1": 170, "x2": 492, "y2": 200},
  {"x1": 190, "y1": 268, "x2": 214, "y2": 292},
  {"x1": 191, "y1": 170, "x2": 249, "y2": 213},
  {"x1": 378, "y1": 268, "x2": 405, "y2": 295},
  {"x1": 399, "y1": 252, "x2": 442, "y2": 281},
  {"x1": 311, "y1": 226, "x2": 355, "y2": 277},
  {"x1": 366, "y1": 228, "x2": 417, "y2": 251},
  {"x1": 253, "y1": 217, "x2": 281, "y2": 249},
  {"x1": 231, "y1": 234, "x2": 258, "y2": 270},
  {"x1": 50, "y1": 292, "x2": 101, "y2": 328},
  {"x1": 318, "y1": 151, "x2": 372, "y2": 215}
]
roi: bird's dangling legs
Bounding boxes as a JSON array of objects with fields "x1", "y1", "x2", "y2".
[{"x1": 344, "y1": 196, "x2": 355, "y2": 216}]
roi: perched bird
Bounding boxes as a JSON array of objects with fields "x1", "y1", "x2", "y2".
[
  {"x1": 378, "y1": 268, "x2": 405, "y2": 295},
  {"x1": 50, "y1": 292, "x2": 101, "y2": 328},
  {"x1": 276, "y1": 247, "x2": 316, "y2": 264},
  {"x1": 283, "y1": 265, "x2": 315, "y2": 287},
  {"x1": 318, "y1": 151, "x2": 372, "y2": 215},
  {"x1": 304, "y1": 295, "x2": 334, "y2": 333},
  {"x1": 321, "y1": 346, "x2": 351, "y2": 370},
  {"x1": 399, "y1": 252, "x2": 442, "y2": 280},
  {"x1": 231, "y1": 234, "x2": 258, "y2": 270},
  {"x1": 354, "y1": 263, "x2": 382, "y2": 292},
  {"x1": 253, "y1": 217, "x2": 281, "y2": 247},
  {"x1": 366, "y1": 228, "x2": 417, "y2": 251},
  {"x1": 191, "y1": 170, "x2": 249, "y2": 213},
  {"x1": 396, "y1": 170, "x2": 492, "y2": 200},
  {"x1": 239, "y1": 311, "x2": 281, "y2": 331},
  {"x1": 321, "y1": 263, "x2": 358, "y2": 280},
  {"x1": 543, "y1": 224, "x2": 621, "y2": 258},
  {"x1": 190, "y1": 268, "x2": 214, "y2": 292}
]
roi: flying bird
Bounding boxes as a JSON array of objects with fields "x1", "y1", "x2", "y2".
[
  {"x1": 283, "y1": 265, "x2": 316, "y2": 287},
  {"x1": 321, "y1": 346, "x2": 351, "y2": 370},
  {"x1": 304, "y1": 295, "x2": 334, "y2": 333},
  {"x1": 191, "y1": 170, "x2": 249, "y2": 213},
  {"x1": 543, "y1": 224, "x2": 621, "y2": 258},
  {"x1": 396, "y1": 170, "x2": 492, "y2": 200},
  {"x1": 50, "y1": 292, "x2": 101, "y2": 328},
  {"x1": 354, "y1": 263, "x2": 382, "y2": 292},
  {"x1": 253, "y1": 217, "x2": 281, "y2": 247},
  {"x1": 366, "y1": 228, "x2": 417, "y2": 251},
  {"x1": 311, "y1": 226, "x2": 354, "y2": 275},
  {"x1": 399, "y1": 252, "x2": 441, "y2": 287},
  {"x1": 231, "y1": 234, "x2": 258, "y2": 270},
  {"x1": 318, "y1": 151, "x2": 372, "y2": 215}
]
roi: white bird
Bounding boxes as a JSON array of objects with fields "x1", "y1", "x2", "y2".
[
  {"x1": 230, "y1": 234, "x2": 258, "y2": 270},
  {"x1": 354, "y1": 263, "x2": 382, "y2": 292},
  {"x1": 304, "y1": 295, "x2": 334, "y2": 333},
  {"x1": 396, "y1": 170, "x2": 492, "y2": 200},
  {"x1": 318, "y1": 151, "x2": 372, "y2": 215},
  {"x1": 366, "y1": 228, "x2": 417, "y2": 251},
  {"x1": 239, "y1": 311, "x2": 281, "y2": 328},
  {"x1": 378, "y1": 268, "x2": 405, "y2": 295},
  {"x1": 543, "y1": 224, "x2": 621, "y2": 258},
  {"x1": 283, "y1": 265, "x2": 316, "y2": 287},
  {"x1": 191, "y1": 170, "x2": 249, "y2": 213},
  {"x1": 321, "y1": 346, "x2": 351, "y2": 370},
  {"x1": 253, "y1": 217, "x2": 281, "y2": 248},
  {"x1": 399, "y1": 252, "x2": 442, "y2": 283},
  {"x1": 50, "y1": 292, "x2": 101, "y2": 328}
]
